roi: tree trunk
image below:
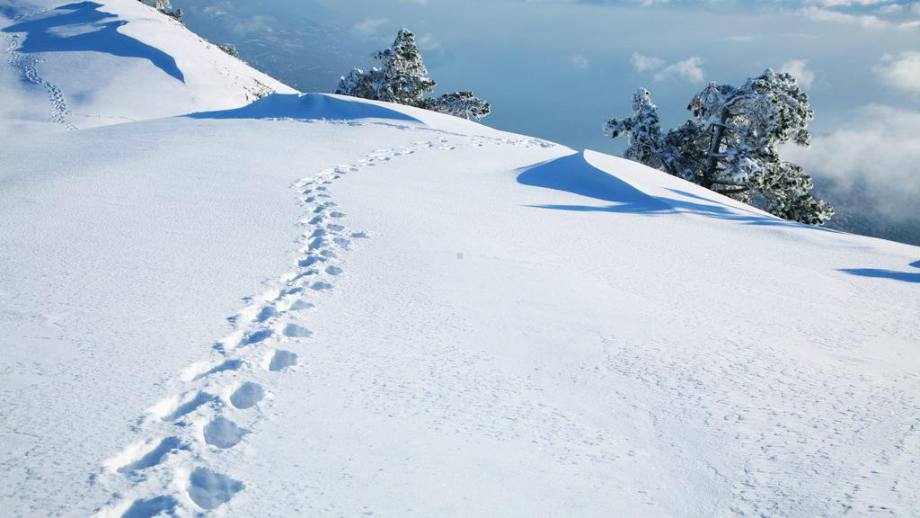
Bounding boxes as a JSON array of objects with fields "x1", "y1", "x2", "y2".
[{"x1": 701, "y1": 108, "x2": 728, "y2": 189}]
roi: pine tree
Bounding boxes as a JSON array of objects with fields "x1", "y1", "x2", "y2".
[
  {"x1": 604, "y1": 89, "x2": 668, "y2": 172},
  {"x1": 426, "y1": 91, "x2": 492, "y2": 120},
  {"x1": 335, "y1": 29, "x2": 435, "y2": 105},
  {"x1": 604, "y1": 70, "x2": 834, "y2": 225},
  {"x1": 336, "y1": 29, "x2": 491, "y2": 120}
]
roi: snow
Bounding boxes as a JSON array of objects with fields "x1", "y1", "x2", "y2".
[
  {"x1": 0, "y1": 0, "x2": 293, "y2": 134},
  {"x1": 1, "y1": 1, "x2": 919, "y2": 517}
]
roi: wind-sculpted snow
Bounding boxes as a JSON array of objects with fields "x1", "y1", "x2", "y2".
[
  {"x1": 189, "y1": 92, "x2": 422, "y2": 123},
  {"x1": 519, "y1": 150, "x2": 843, "y2": 233},
  {"x1": 3, "y1": 2, "x2": 184, "y2": 82},
  {"x1": 517, "y1": 150, "x2": 671, "y2": 212}
]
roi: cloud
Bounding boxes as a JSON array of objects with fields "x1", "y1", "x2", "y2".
[
  {"x1": 784, "y1": 104, "x2": 920, "y2": 223},
  {"x1": 570, "y1": 53, "x2": 590, "y2": 69},
  {"x1": 780, "y1": 59, "x2": 816, "y2": 89},
  {"x1": 799, "y1": 5, "x2": 920, "y2": 29},
  {"x1": 800, "y1": 6, "x2": 888, "y2": 28},
  {"x1": 631, "y1": 52, "x2": 664, "y2": 72},
  {"x1": 876, "y1": 3, "x2": 904, "y2": 14},
  {"x1": 352, "y1": 17, "x2": 389, "y2": 37},
  {"x1": 631, "y1": 52, "x2": 704, "y2": 83},
  {"x1": 231, "y1": 15, "x2": 276, "y2": 35},
  {"x1": 875, "y1": 51, "x2": 920, "y2": 94},
  {"x1": 417, "y1": 32, "x2": 441, "y2": 50},
  {"x1": 803, "y1": 0, "x2": 889, "y2": 6},
  {"x1": 654, "y1": 57, "x2": 705, "y2": 83}
]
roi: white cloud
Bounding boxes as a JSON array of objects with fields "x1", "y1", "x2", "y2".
[
  {"x1": 569, "y1": 54, "x2": 590, "y2": 69},
  {"x1": 231, "y1": 15, "x2": 275, "y2": 35},
  {"x1": 784, "y1": 105, "x2": 920, "y2": 223},
  {"x1": 631, "y1": 52, "x2": 704, "y2": 83},
  {"x1": 780, "y1": 59, "x2": 816, "y2": 89},
  {"x1": 352, "y1": 17, "x2": 389, "y2": 37},
  {"x1": 803, "y1": 0, "x2": 889, "y2": 6},
  {"x1": 417, "y1": 32, "x2": 441, "y2": 50},
  {"x1": 630, "y1": 52, "x2": 665, "y2": 73},
  {"x1": 654, "y1": 56, "x2": 705, "y2": 83},
  {"x1": 875, "y1": 51, "x2": 920, "y2": 94},
  {"x1": 800, "y1": 6, "x2": 888, "y2": 28},
  {"x1": 876, "y1": 3, "x2": 904, "y2": 14}
]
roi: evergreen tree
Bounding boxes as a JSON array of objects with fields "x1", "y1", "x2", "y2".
[
  {"x1": 604, "y1": 88, "x2": 668, "y2": 172},
  {"x1": 336, "y1": 29, "x2": 491, "y2": 120},
  {"x1": 604, "y1": 70, "x2": 834, "y2": 225},
  {"x1": 426, "y1": 91, "x2": 492, "y2": 120}
]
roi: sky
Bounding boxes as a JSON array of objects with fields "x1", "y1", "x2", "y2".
[{"x1": 177, "y1": 0, "x2": 920, "y2": 242}]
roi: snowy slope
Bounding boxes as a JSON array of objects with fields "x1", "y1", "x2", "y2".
[
  {"x1": 0, "y1": 0, "x2": 293, "y2": 134},
  {"x1": 1, "y1": 3, "x2": 920, "y2": 517}
]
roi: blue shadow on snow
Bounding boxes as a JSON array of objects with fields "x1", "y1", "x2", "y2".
[
  {"x1": 2, "y1": 2, "x2": 184, "y2": 82},
  {"x1": 187, "y1": 93, "x2": 422, "y2": 123},
  {"x1": 515, "y1": 152, "x2": 836, "y2": 232},
  {"x1": 840, "y1": 260, "x2": 920, "y2": 284}
]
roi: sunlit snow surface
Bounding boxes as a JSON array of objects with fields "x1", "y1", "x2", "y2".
[{"x1": 1, "y1": 1, "x2": 919, "y2": 517}]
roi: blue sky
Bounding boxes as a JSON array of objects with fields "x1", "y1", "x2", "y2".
[{"x1": 181, "y1": 0, "x2": 920, "y2": 233}]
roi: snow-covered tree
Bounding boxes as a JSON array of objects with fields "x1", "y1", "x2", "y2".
[
  {"x1": 217, "y1": 43, "x2": 240, "y2": 59},
  {"x1": 604, "y1": 70, "x2": 833, "y2": 225},
  {"x1": 424, "y1": 91, "x2": 492, "y2": 120},
  {"x1": 336, "y1": 29, "x2": 435, "y2": 105},
  {"x1": 139, "y1": 0, "x2": 182, "y2": 21},
  {"x1": 336, "y1": 29, "x2": 491, "y2": 120},
  {"x1": 604, "y1": 88, "x2": 668, "y2": 172}
]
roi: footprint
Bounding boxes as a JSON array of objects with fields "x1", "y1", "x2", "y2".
[
  {"x1": 192, "y1": 359, "x2": 243, "y2": 381},
  {"x1": 299, "y1": 256, "x2": 323, "y2": 268},
  {"x1": 203, "y1": 417, "x2": 247, "y2": 449},
  {"x1": 287, "y1": 299, "x2": 314, "y2": 311},
  {"x1": 319, "y1": 249, "x2": 337, "y2": 259},
  {"x1": 187, "y1": 468, "x2": 243, "y2": 510},
  {"x1": 325, "y1": 265, "x2": 343, "y2": 276},
  {"x1": 333, "y1": 237, "x2": 352, "y2": 249},
  {"x1": 268, "y1": 350, "x2": 298, "y2": 372},
  {"x1": 121, "y1": 496, "x2": 179, "y2": 518},
  {"x1": 351, "y1": 232, "x2": 369, "y2": 239},
  {"x1": 310, "y1": 281, "x2": 333, "y2": 291},
  {"x1": 230, "y1": 382, "x2": 264, "y2": 410},
  {"x1": 255, "y1": 306, "x2": 277, "y2": 323},
  {"x1": 116, "y1": 437, "x2": 185, "y2": 474},
  {"x1": 329, "y1": 212, "x2": 346, "y2": 219},
  {"x1": 326, "y1": 224, "x2": 345, "y2": 232},
  {"x1": 282, "y1": 323, "x2": 312, "y2": 338},
  {"x1": 243, "y1": 329, "x2": 272, "y2": 346},
  {"x1": 163, "y1": 393, "x2": 217, "y2": 422}
]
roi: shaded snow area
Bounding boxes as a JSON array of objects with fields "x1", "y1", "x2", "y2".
[
  {"x1": 0, "y1": 0, "x2": 292, "y2": 135},
  {"x1": 1, "y1": 1, "x2": 919, "y2": 517}
]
